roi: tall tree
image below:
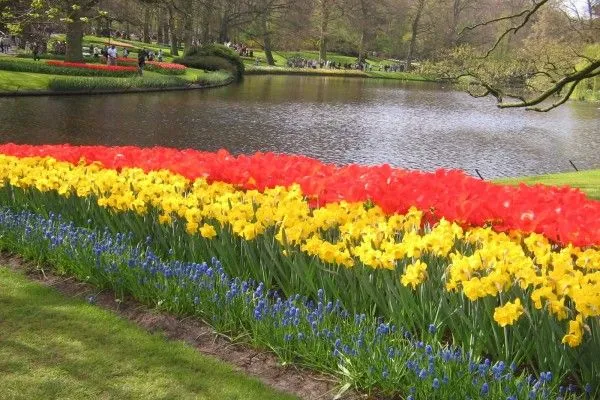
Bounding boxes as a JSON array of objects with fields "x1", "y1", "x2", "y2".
[
  {"x1": 315, "y1": 0, "x2": 341, "y2": 61},
  {"x1": 244, "y1": 0, "x2": 291, "y2": 65},
  {"x1": 406, "y1": 0, "x2": 426, "y2": 70},
  {"x1": 3, "y1": 0, "x2": 104, "y2": 62},
  {"x1": 343, "y1": 0, "x2": 386, "y2": 62}
]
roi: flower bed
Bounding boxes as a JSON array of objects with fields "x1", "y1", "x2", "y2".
[
  {"x1": 0, "y1": 207, "x2": 592, "y2": 399},
  {"x1": 115, "y1": 57, "x2": 187, "y2": 75},
  {"x1": 0, "y1": 58, "x2": 138, "y2": 78},
  {"x1": 45, "y1": 60, "x2": 138, "y2": 77},
  {"x1": 1, "y1": 144, "x2": 598, "y2": 246},
  {"x1": 0, "y1": 144, "x2": 598, "y2": 397}
]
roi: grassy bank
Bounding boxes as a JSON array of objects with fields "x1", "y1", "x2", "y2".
[
  {"x1": 496, "y1": 169, "x2": 600, "y2": 200},
  {"x1": 0, "y1": 266, "x2": 295, "y2": 400},
  {"x1": 248, "y1": 50, "x2": 395, "y2": 69},
  {"x1": 0, "y1": 68, "x2": 233, "y2": 94},
  {"x1": 0, "y1": 70, "x2": 52, "y2": 91},
  {"x1": 245, "y1": 65, "x2": 432, "y2": 81},
  {"x1": 244, "y1": 50, "x2": 433, "y2": 81}
]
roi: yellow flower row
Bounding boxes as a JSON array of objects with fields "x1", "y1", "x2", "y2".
[{"x1": 0, "y1": 155, "x2": 598, "y2": 346}]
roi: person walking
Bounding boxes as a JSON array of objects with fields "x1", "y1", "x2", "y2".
[
  {"x1": 137, "y1": 48, "x2": 147, "y2": 75},
  {"x1": 32, "y1": 43, "x2": 40, "y2": 61},
  {"x1": 107, "y1": 45, "x2": 117, "y2": 66}
]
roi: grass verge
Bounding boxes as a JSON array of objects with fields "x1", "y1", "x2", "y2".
[
  {"x1": 245, "y1": 65, "x2": 432, "y2": 81},
  {"x1": 0, "y1": 266, "x2": 296, "y2": 400},
  {"x1": 0, "y1": 70, "x2": 52, "y2": 91},
  {"x1": 496, "y1": 169, "x2": 600, "y2": 200},
  {"x1": 0, "y1": 69, "x2": 233, "y2": 94}
]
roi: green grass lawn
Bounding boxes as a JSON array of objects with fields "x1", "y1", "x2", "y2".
[
  {"x1": 0, "y1": 267, "x2": 296, "y2": 400},
  {"x1": 0, "y1": 70, "x2": 52, "y2": 91},
  {"x1": 496, "y1": 169, "x2": 600, "y2": 200},
  {"x1": 366, "y1": 70, "x2": 431, "y2": 81},
  {"x1": 51, "y1": 34, "x2": 175, "y2": 54},
  {"x1": 245, "y1": 50, "x2": 430, "y2": 81},
  {"x1": 0, "y1": 68, "x2": 231, "y2": 92},
  {"x1": 248, "y1": 50, "x2": 393, "y2": 68}
]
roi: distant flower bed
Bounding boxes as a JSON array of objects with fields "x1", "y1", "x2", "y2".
[
  {"x1": 0, "y1": 58, "x2": 136, "y2": 78},
  {"x1": 46, "y1": 60, "x2": 138, "y2": 76},
  {"x1": 116, "y1": 58, "x2": 186, "y2": 75}
]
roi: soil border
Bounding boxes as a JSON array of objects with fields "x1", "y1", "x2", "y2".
[{"x1": 1, "y1": 252, "x2": 362, "y2": 400}]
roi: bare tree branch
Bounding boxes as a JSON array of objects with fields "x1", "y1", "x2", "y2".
[
  {"x1": 462, "y1": 0, "x2": 551, "y2": 57},
  {"x1": 498, "y1": 60, "x2": 600, "y2": 111}
]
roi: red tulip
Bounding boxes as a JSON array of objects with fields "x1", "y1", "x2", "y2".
[{"x1": 1, "y1": 143, "x2": 598, "y2": 247}]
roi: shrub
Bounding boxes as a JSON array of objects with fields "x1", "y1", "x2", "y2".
[
  {"x1": 174, "y1": 44, "x2": 244, "y2": 81},
  {"x1": 175, "y1": 55, "x2": 233, "y2": 71}
]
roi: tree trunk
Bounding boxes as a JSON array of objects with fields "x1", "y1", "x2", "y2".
[
  {"x1": 261, "y1": 10, "x2": 274, "y2": 65},
  {"x1": 406, "y1": 0, "x2": 425, "y2": 71},
  {"x1": 157, "y1": 10, "x2": 164, "y2": 44},
  {"x1": 65, "y1": 19, "x2": 84, "y2": 62},
  {"x1": 160, "y1": 9, "x2": 169, "y2": 46},
  {"x1": 357, "y1": 31, "x2": 364, "y2": 64},
  {"x1": 318, "y1": 0, "x2": 330, "y2": 61},
  {"x1": 451, "y1": 0, "x2": 462, "y2": 46},
  {"x1": 95, "y1": 18, "x2": 102, "y2": 36},
  {"x1": 218, "y1": 12, "x2": 229, "y2": 43},
  {"x1": 264, "y1": 39, "x2": 275, "y2": 66},
  {"x1": 356, "y1": 0, "x2": 368, "y2": 64},
  {"x1": 201, "y1": 0, "x2": 214, "y2": 43},
  {"x1": 168, "y1": 7, "x2": 179, "y2": 56},
  {"x1": 182, "y1": 0, "x2": 193, "y2": 51},
  {"x1": 143, "y1": 8, "x2": 151, "y2": 43},
  {"x1": 183, "y1": 16, "x2": 192, "y2": 50}
]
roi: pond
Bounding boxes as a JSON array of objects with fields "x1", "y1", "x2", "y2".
[{"x1": 1, "y1": 75, "x2": 599, "y2": 179}]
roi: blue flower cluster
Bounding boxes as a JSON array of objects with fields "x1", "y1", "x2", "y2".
[{"x1": 0, "y1": 207, "x2": 592, "y2": 399}]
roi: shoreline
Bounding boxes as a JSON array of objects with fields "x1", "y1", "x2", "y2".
[
  {"x1": 244, "y1": 66, "x2": 436, "y2": 82},
  {"x1": 0, "y1": 77, "x2": 235, "y2": 97}
]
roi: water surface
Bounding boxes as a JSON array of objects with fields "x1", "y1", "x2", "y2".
[{"x1": 1, "y1": 75, "x2": 598, "y2": 178}]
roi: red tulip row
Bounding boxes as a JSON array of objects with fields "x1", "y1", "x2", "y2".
[
  {"x1": 1, "y1": 143, "x2": 598, "y2": 247},
  {"x1": 46, "y1": 60, "x2": 138, "y2": 73},
  {"x1": 116, "y1": 57, "x2": 186, "y2": 71}
]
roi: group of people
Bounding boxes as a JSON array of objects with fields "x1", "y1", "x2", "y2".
[
  {"x1": 0, "y1": 36, "x2": 15, "y2": 53},
  {"x1": 225, "y1": 42, "x2": 253, "y2": 58},
  {"x1": 381, "y1": 63, "x2": 406, "y2": 72},
  {"x1": 285, "y1": 57, "x2": 375, "y2": 71},
  {"x1": 92, "y1": 45, "x2": 126, "y2": 65},
  {"x1": 283, "y1": 56, "x2": 405, "y2": 72},
  {"x1": 50, "y1": 40, "x2": 67, "y2": 55},
  {"x1": 90, "y1": 44, "x2": 163, "y2": 69}
]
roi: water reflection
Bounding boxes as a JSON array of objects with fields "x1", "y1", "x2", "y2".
[{"x1": 0, "y1": 75, "x2": 598, "y2": 178}]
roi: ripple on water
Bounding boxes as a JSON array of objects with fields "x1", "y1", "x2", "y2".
[{"x1": 0, "y1": 75, "x2": 598, "y2": 179}]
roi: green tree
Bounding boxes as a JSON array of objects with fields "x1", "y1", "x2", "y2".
[{"x1": 2, "y1": 0, "x2": 105, "y2": 62}]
